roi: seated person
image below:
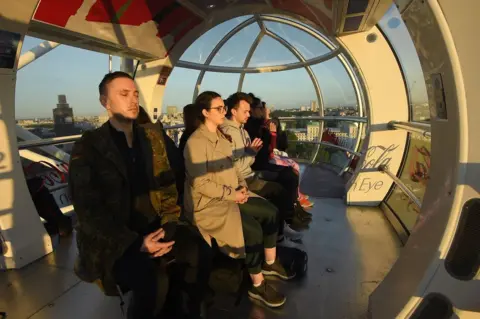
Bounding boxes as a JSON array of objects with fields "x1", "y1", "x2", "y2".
[
  {"x1": 69, "y1": 71, "x2": 211, "y2": 319},
  {"x1": 266, "y1": 115, "x2": 313, "y2": 208},
  {"x1": 220, "y1": 92, "x2": 303, "y2": 242},
  {"x1": 244, "y1": 93, "x2": 312, "y2": 223},
  {"x1": 183, "y1": 91, "x2": 294, "y2": 309}
]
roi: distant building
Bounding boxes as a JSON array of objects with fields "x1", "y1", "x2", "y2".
[
  {"x1": 310, "y1": 100, "x2": 318, "y2": 112},
  {"x1": 300, "y1": 106, "x2": 307, "y2": 111},
  {"x1": 53, "y1": 95, "x2": 77, "y2": 137},
  {"x1": 167, "y1": 106, "x2": 178, "y2": 115},
  {"x1": 98, "y1": 111, "x2": 109, "y2": 126},
  {"x1": 307, "y1": 122, "x2": 320, "y2": 141}
]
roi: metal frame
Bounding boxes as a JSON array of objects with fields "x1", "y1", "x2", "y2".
[
  {"x1": 278, "y1": 115, "x2": 367, "y2": 123},
  {"x1": 17, "y1": 124, "x2": 185, "y2": 149},
  {"x1": 388, "y1": 121, "x2": 431, "y2": 138},
  {"x1": 192, "y1": 17, "x2": 257, "y2": 100},
  {"x1": 18, "y1": 40, "x2": 61, "y2": 70},
  {"x1": 378, "y1": 164, "x2": 422, "y2": 208},
  {"x1": 288, "y1": 140, "x2": 362, "y2": 157}
]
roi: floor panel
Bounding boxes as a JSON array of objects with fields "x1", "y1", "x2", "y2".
[{"x1": 1, "y1": 179, "x2": 401, "y2": 318}]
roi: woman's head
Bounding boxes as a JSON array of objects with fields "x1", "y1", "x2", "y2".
[
  {"x1": 182, "y1": 104, "x2": 201, "y2": 133},
  {"x1": 195, "y1": 91, "x2": 226, "y2": 126},
  {"x1": 248, "y1": 93, "x2": 265, "y2": 119}
]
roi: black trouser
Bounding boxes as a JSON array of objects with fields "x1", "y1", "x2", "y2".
[
  {"x1": 238, "y1": 197, "x2": 278, "y2": 274},
  {"x1": 246, "y1": 176, "x2": 292, "y2": 237},
  {"x1": 112, "y1": 225, "x2": 212, "y2": 319},
  {"x1": 256, "y1": 164, "x2": 299, "y2": 220}
]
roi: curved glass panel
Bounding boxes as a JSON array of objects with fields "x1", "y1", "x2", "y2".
[
  {"x1": 162, "y1": 67, "x2": 200, "y2": 111},
  {"x1": 310, "y1": 58, "x2": 357, "y2": 112},
  {"x1": 242, "y1": 68, "x2": 315, "y2": 107},
  {"x1": 210, "y1": 23, "x2": 261, "y2": 67},
  {"x1": 180, "y1": 16, "x2": 252, "y2": 64},
  {"x1": 264, "y1": 21, "x2": 332, "y2": 59},
  {"x1": 378, "y1": 5, "x2": 429, "y2": 122},
  {"x1": 248, "y1": 36, "x2": 299, "y2": 67},
  {"x1": 199, "y1": 72, "x2": 240, "y2": 98}
]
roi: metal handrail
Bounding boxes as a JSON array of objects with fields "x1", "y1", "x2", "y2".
[
  {"x1": 388, "y1": 121, "x2": 431, "y2": 138},
  {"x1": 17, "y1": 124, "x2": 185, "y2": 149},
  {"x1": 378, "y1": 164, "x2": 422, "y2": 208},
  {"x1": 279, "y1": 116, "x2": 367, "y2": 123},
  {"x1": 288, "y1": 140, "x2": 362, "y2": 157}
]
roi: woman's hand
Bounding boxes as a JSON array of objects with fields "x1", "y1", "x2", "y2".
[{"x1": 235, "y1": 188, "x2": 249, "y2": 204}]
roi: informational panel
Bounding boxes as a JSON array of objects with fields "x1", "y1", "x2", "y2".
[
  {"x1": 0, "y1": 31, "x2": 21, "y2": 69},
  {"x1": 341, "y1": 26, "x2": 409, "y2": 206}
]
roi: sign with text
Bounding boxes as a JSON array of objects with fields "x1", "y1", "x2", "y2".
[{"x1": 346, "y1": 131, "x2": 408, "y2": 205}]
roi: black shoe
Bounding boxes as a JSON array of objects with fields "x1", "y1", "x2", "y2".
[
  {"x1": 295, "y1": 202, "x2": 312, "y2": 217},
  {"x1": 262, "y1": 260, "x2": 296, "y2": 280},
  {"x1": 248, "y1": 281, "x2": 286, "y2": 308}
]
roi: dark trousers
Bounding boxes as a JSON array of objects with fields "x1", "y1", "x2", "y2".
[
  {"x1": 256, "y1": 164, "x2": 299, "y2": 220},
  {"x1": 238, "y1": 197, "x2": 278, "y2": 274},
  {"x1": 246, "y1": 176, "x2": 292, "y2": 237},
  {"x1": 112, "y1": 225, "x2": 212, "y2": 319}
]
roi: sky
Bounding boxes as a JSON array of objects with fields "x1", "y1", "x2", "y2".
[{"x1": 15, "y1": 6, "x2": 427, "y2": 119}]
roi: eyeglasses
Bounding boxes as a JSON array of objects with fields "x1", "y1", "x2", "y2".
[{"x1": 209, "y1": 106, "x2": 226, "y2": 113}]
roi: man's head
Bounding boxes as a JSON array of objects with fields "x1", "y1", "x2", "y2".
[
  {"x1": 248, "y1": 93, "x2": 265, "y2": 119},
  {"x1": 99, "y1": 71, "x2": 139, "y2": 123},
  {"x1": 225, "y1": 92, "x2": 252, "y2": 125}
]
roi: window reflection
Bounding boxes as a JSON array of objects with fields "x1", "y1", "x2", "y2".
[{"x1": 378, "y1": 5, "x2": 429, "y2": 122}]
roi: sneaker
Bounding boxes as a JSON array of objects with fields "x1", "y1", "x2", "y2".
[
  {"x1": 284, "y1": 222, "x2": 303, "y2": 241},
  {"x1": 248, "y1": 281, "x2": 286, "y2": 308},
  {"x1": 299, "y1": 197, "x2": 314, "y2": 208},
  {"x1": 262, "y1": 259, "x2": 296, "y2": 280},
  {"x1": 295, "y1": 204, "x2": 312, "y2": 220},
  {"x1": 298, "y1": 193, "x2": 309, "y2": 200}
]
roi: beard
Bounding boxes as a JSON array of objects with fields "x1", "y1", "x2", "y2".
[{"x1": 111, "y1": 112, "x2": 136, "y2": 124}]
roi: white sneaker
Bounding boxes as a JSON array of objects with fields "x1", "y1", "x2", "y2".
[{"x1": 284, "y1": 222, "x2": 303, "y2": 241}]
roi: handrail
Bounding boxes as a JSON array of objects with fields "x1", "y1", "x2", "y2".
[
  {"x1": 18, "y1": 135, "x2": 82, "y2": 149},
  {"x1": 288, "y1": 140, "x2": 362, "y2": 157},
  {"x1": 378, "y1": 164, "x2": 422, "y2": 208},
  {"x1": 17, "y1": 124, "x2": 185, "y2": 149},
  {"x1": 388, "y1": 121, "x2": 431, "y2": 138},
  {"x1": 279, "y1": 116, "x2": 367, "y2": 123}
]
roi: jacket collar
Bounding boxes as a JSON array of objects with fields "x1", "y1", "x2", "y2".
[{"x1": 198, "y1": 123, "x2": 220, "y2": 144}]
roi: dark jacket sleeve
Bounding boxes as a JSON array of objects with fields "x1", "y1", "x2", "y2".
[
  {"x1": 245, "y1": 120, "x2": 271, "y2": 171},
  {"x1": 69, "y1": 135, "x2": 139, "y2": 272}
]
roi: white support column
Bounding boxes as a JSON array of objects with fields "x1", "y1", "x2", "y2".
[
  {"x1": 341, "y1": 26, "x2": 409, "y2": 205},
  {"x1": 17, "y1": 41, "x2": 60, "y2": 70},
  {"x1": 0, "y1": 0, "x2": 53, "y2": 269}
]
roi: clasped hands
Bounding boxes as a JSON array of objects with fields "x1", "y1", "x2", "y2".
[{"x1": 235, "y1": 186, "x2": 249, "y2": 204}]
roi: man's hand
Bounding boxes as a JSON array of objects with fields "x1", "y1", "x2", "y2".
[
  {"x1": 248, "y1": 138, "x2": 263, "y2": 153},
  {"x1": 140, "y1": 228, "x2": 175, "y2": 258}
]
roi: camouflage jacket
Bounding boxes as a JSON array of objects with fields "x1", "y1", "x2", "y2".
[{"x1": 69, "y1": 122, "x2": 180, "y2": 295}]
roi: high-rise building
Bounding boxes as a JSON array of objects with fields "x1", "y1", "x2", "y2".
[
  {"x1": 310, "y1": 100, "x2": 318, "y2": 112},
  {"x1": 53, "y1": 94, "x2": 76, "y2": 137},
  {"x1": 167, "y1": 106, "x2": 178, "y2": 115}
]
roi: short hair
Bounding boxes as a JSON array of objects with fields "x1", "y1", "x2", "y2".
[
  {"x1": 225, "y1": 92, "x2": 252, "y2": 117},
  {"x1": 98, "y1": 71, "x2": 133, "y2": 96}
]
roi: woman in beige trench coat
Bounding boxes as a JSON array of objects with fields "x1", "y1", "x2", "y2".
[{"x1": 183, "y1": 91, "x2": 295, "y2": 308}]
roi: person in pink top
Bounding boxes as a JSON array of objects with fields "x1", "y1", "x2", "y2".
[{"x1": 263, "y1": 106, "x2": 314, "y2": 208}]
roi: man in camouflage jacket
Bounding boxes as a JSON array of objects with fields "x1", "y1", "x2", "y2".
[{"x1": 69, "y1": 72, "x2": 211, "y2": 319}]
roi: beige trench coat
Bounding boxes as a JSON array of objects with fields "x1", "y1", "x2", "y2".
[{"x1": 183, "y1": 124, "x2": 247, "y2": 259}]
